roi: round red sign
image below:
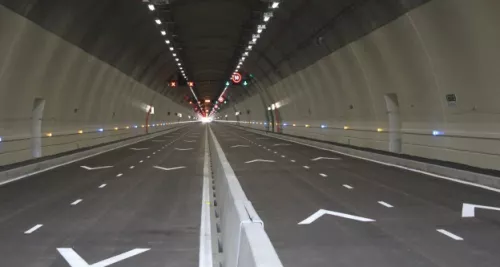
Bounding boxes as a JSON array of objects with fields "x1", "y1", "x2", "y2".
[{"x1": 232, "y1": 73, "x2": 242, "y2": 84}]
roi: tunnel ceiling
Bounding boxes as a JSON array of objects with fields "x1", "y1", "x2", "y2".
[{"x1": 0, "y1": 0, "x2": 430, "y2": 110}]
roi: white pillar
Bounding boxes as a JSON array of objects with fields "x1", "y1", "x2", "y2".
[
  {"x1": 384, "y1": 94, "x2": 402, "y2": 153},
  {"x1": 31, "y1": 97, "x2": 45, "y2": 158}
]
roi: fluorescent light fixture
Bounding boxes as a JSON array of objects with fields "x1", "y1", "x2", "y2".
[
  {"x1": 268, "y1": 107, "x2": 271, "y2": 110},
  {"x1": 169, "y1": 47, "x2": 174, "y2": 51},
  {"x1": 78, "y1": 130, "x2": 83, "y2": 134},
  {"x1": 175, "y1": 58, "x2": 179, "y2": 61},
  {"x1": 271, "y1": 2, "x2": 279, "y2": 8},
  {"x1": 247, "y1": 45, "x2": 253, "y2": 50},
  {"x1": 148, "y1": 4, "x2": 155, "y2": 11},
  {"x1": 244, "y1": 52, "x2": 249, "y2": 56},
  {"x1": 321, "y1": 124, "x2": 327, "y2": 129},
  {"x1": 134, "y1": 125, "x2": 138, "y2": 128},
  {"x1": 98, "y1": 128, "x2": 104, "y2": 132},
  {"x1": 173, "y1": 53, "x2": 176, "y2": 56},
  {"x1": 257, "y1": 28, "x2": 263, "y2": 34},
  {"x1": 165, "y1": 39, "x2": 170, "y2": 44},
  {"x1": 161, "y1": 31, "x2": 166, "y2": 36},
  {"x1": 155, "y1": 19, "x2": 161, "y2": 25},
  {"x1": 264, "y1": 12, "x2": 273, "y2": 22}
]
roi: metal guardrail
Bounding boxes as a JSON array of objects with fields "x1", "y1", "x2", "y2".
[{"x1": 208, "y1": 126, "x2": 283, "y2": 267}]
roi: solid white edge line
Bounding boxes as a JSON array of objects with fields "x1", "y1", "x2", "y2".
[
  {"x1": 232, "y1": 127, "x2": 500, "y2": 194},
  {"x1": 24, "y1": 224, "x2": 43, "y2": 234},
  {"x1": 0, "y1": 126, "x2": 191, "y2": 187},
  {"x1": 71, "y1": 199, "x2": 83, "y2": 206},
  {"x1": 437, "y1": 229, "x2": 463, "y2": 240},
  {"x1": 199, "y1": 127, "x2": 213, "y2": 267},
  {"x1": 378, "y1": 201, "x2": 394, "y2": 208}
]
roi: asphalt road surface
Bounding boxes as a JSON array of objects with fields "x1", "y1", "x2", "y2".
[
  {"x1": 0, "y1": 125, "x2": 205, "y2": 267},
  {"x1": 210, "y1": 123, "x2": 500, "y2": 267}
]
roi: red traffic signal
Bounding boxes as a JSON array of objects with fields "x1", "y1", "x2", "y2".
[
  {"x1": 169, "y1": 81, "x2": 177, "y2": 87},
  {"x1": 187, "y1": 81, "x2": 195, "y2": 87}
]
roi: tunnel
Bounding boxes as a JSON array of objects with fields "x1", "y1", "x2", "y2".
[{"x1": 1, "y1": 0, "x2": 500, "y2": 266}]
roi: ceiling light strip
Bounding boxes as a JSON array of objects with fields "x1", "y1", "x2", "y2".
[
  {"x1": 144, "y1": 2, "x2": 201, "y2": 113},
  {"x1": 210, "y1": 1, "x2": 282, "y2": 116}
]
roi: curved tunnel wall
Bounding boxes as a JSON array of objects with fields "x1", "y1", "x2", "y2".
[
  {"x1": 222, "y1": 0, "x2": 500, "y2": 171},
  {"x1": 0, "y1": 5, "x2": 194, "y2": 166}
]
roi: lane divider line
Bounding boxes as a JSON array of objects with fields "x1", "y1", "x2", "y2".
[
  {"x1": 378, "y1": 201, "x2": 394, "y2": 208},
  {"x1": 71, "y1": 199, "x2": 83, "y2": 206},
  {"x1": 437, "y1": 229, "x2": 463, "y2": 240},
  {"x1": 24, "y1": 224, "x2": 43, "y2": 234}
]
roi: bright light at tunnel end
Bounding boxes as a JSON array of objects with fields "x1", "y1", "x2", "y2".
[{"x1": 201, "y1": 117, "x2": 213, "y2": 123}]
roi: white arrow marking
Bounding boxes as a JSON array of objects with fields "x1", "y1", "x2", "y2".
[
  {"x1": 437, "y1": 229, "x2": 463, "y2": 241},
  {"x1": 24, "y1": 224, "x2": 43, "y2": 234},
  {"x1": 175, "y1": 148, "x2": 193, "y2": 151},
  {"x1": 273, "y1": 143, "x2": 291, "y2": 146},
  {"x1": 245, "y1": 159, "x2": 275, "y2": 164},
  {"x1": 57, "y1": 248, "x2": 150, "y2": 267},
  {"x1": 99, "y1": 184, "x2": 106, "y2": 189},
  {"x1": 311, "y1": 157, "x2": 341, "y2": 161},
  {"x1": 71, "y1": 199, "x2": 83, "y2": 206},
  {"x1": 462, "y1": 203, "x2": 500, "y2": 217},
  {"x1": 80, "y1": 166, "x2": 113, "y2": 170},
  {"x1": 184, "y1": 140, "x2": 196, "y2": 143},
  {"x1": 130, "y1": 148, "x2": 148, "y2": 151},
  {"x1": 153, "y1": 166, "x2": 186, "y2": 171},
  {"x1": 343, "y1": 184, "x2": 353, "y2": 190},
  {"x1": 231, "y1": 145, "x2": 249, "y2": 148},
  {"x1": 378, "y1": 201, "x2": 393, "y2": 208},
  {"x1": 298, "y1": 209, "x2": 375, "y2": 224}
]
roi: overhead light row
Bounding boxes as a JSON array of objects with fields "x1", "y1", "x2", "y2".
[
  {"x1": 145, "y1": 3, "x2": 188, "y2": 81},
  {"x1": 146, "y1": 2, "x2": 203, "y2": 114},
  {"x1": 210, "y1": 1, "x2": 282, "y2": 117}
]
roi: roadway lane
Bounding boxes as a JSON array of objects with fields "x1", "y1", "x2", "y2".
[
  {"x1": 0, "y1": 124, "x2": 205, "y2": 266},
  {"x1": 211, "y1": 123, "x2": 500, "y2": 267}
]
